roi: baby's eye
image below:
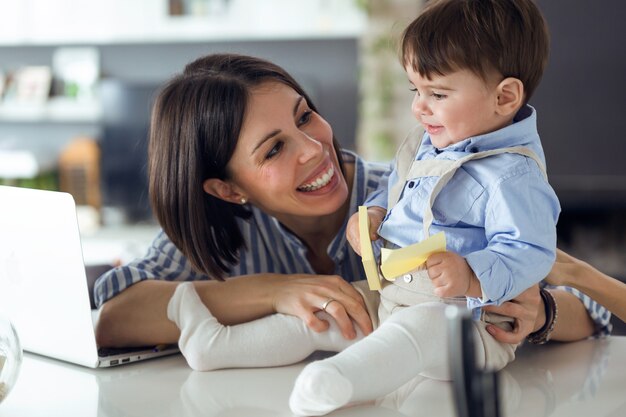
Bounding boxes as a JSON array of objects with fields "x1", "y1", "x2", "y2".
[
  {"x1": 432, "y1": 93, "x2": 447, "y2": 100},
  {"x1": 265, "y1": 141, "x2": 284, "y2": 160}
]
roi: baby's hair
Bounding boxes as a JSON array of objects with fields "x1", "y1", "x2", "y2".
[{"x1": 401, "y1": 0, "x2": 549, "y2": 102}]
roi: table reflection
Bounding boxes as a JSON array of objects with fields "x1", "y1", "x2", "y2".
[
  {"x1": 377, "y1": 338, "x2": 611, "y2": 417},
  {"x1": 2, "y1": 337, "x2": 618, "y2": 417},
  {"x1": 170, "y1": 338, "x2": 611, "y2": 417}
]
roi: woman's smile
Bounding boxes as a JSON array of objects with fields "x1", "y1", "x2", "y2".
[{"x1": 297, "y1": 164, "x2": 335, "y2": 192}]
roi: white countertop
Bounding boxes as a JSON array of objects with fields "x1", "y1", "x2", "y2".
[{"x1": 1, "y1": 337, "x2": 624, "y2": 417}]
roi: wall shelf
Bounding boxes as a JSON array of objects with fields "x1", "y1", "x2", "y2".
[
  {"x1": 0, "y1": 0, "x2": 366, "y2": 47},
  {"x1": 0, "y1": 98, "x2": 102, "y2": 123}
]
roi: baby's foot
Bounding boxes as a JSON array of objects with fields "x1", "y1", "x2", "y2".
[{"x1": 289, "y1": 362, "x2": 353, "y2": 416}]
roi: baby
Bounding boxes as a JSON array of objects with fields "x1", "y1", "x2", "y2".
[{"x1": 289, "y1": 0, "x2": 560, "y2": 415}]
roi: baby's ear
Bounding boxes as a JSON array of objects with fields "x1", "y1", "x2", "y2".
[{"x1": 495, "y1": 77, "x2": 524, "y2": 116}]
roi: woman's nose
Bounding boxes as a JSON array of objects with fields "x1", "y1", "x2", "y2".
[{"x1": 297, "y1": 133, "x2": 323, "y2": 164}]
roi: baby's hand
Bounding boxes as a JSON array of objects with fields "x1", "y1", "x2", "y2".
[
  {"x1": 426, "y1": 252, "x2": 478, "y2": 298},
  {"x1": 346, "y1": 206, "x2": 386, "y2": 256}
]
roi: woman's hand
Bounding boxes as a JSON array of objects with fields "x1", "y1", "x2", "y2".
[
  {"x1": 346, "y1": 206, "x2": 386, "y2": 256},
  {"x1": 482, "y1": 284, "x2": 543, "y2": 344},
  {"x1": 270, "y1": 274, "x2": 374, "y2": 340}
]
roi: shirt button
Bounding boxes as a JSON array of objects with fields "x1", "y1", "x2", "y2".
[
  {"x1": 403, "y1": 274, "x2": 413, "y2": 283},
  {"x1": 407, "y1": 181, "x2": 415, "y2": 188}
]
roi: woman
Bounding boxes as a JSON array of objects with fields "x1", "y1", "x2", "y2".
[{"x1": 94, "y1": 53, "x2": 610, "y2": 356}]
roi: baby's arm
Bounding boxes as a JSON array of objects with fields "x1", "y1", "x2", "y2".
[
  {"x1": 465, "y1": 169, "x2": 559, "y2": 304},
  {"x1": 168, "y1": 282, "x2": 363, "y2": 371},
  {"x1": 346, "y1": 206, "x2": 386, "y2": 255},
  {"x1": 426, "y1": 252, "x2": 482, "y2": 298}
]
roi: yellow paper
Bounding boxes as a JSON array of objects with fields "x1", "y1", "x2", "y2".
[
  {"x1": 358, "y1": 206, "x2": 381, "y2": 290},
  {"x1": 380, "y1": 232, "x2": 446, "y2": 280}
]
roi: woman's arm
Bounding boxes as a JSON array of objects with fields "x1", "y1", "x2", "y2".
[
  {"x1": 546, "y1": 249, "x2": 626, "y2": 322},
  {"x1": 95, "y1": 273, "x2": 373, "y2": 348},
  {"x1": 96, "y1": 279, "x2": 180, "y2": 347},
  {"x1": 544, "y1": 289, "x2": 595, "y2": 341},
  {"x1": 94, "y1": 230, "x2": 373, "y2": 348}
]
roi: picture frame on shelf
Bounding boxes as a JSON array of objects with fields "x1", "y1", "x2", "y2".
[{"x1": 6, "y1": 66, "x2": 52, "y2": 104}]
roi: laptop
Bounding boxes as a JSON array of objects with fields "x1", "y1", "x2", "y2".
[{"x1": 0, "y1": 185, "x2": 179, "y2": 368}]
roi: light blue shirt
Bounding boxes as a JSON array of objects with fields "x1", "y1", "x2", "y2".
[{"x1": 368, "y1": 106, "x2": 562, "y2": 307}]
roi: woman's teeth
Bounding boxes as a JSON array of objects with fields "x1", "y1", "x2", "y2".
[{"x1": 298, "y1": 166, "x2": 334, "y2": 192}]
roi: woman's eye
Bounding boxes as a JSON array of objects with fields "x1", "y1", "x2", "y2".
[
  {"x1": 265, "y1": 141, "x2": 284, "y2": 160},
  {"x1": 298, "y1": 110, "x2": 312, "y2": 126}
]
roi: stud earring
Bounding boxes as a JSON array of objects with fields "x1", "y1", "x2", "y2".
[{"x1": 240, "y1": 197, "x2": 247, "y2": 204}]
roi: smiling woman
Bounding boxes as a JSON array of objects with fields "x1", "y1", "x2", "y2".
[
  {"x1": 148, "y1": 57, "x2": 352, "y2": 281},
  {"x1": 94, "y1": 53, "x2": 381, "y2": 349}
]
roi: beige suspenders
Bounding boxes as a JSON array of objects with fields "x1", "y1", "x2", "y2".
[
  {"x1": 387, "y1": 127, "x2": 548, "y2": 239},
  {"x1": 387, "y1": 126, "x2": 424, "y2": 210}
]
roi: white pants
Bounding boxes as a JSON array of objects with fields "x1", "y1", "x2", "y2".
[{"x1": 378, "y1": 267, "x2": 517, "y2": 377}]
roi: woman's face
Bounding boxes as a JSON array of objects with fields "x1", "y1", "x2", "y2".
[{"x1": 225, "y1": 81, "x2": 349, "y2": 219}]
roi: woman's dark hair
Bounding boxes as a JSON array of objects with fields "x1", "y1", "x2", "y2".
[
  {"x1": 149, "y1": 53, "x2": 344, "y2": 279},
  {"x1": 401, "y1": 0, "x2": 549, "y2": 103}
]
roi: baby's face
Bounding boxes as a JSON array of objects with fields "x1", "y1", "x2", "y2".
[{"x1": 405, "y1": 65, "x2": 509, "y2": 149}]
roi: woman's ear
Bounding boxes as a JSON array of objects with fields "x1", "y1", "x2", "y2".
[
  {"x1": 203, "y1": 178, "x2": 247, "y2": 204},
  {"x1": 495, "y1": 77, "x2": 524, "y2": 116}
]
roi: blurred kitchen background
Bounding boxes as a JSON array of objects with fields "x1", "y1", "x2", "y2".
[{"x1": 0, "y1": 0, "x2": 624, "y2": 332}]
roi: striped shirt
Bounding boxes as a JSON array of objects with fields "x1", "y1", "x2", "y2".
[
  {"x1": 93, "y1": 150, "x2": 612, "y2": 336},
  {"x1": 93, "y1": 150, "x2": 391, "y2": 307},
  {"x1": 545, "y1": 284, "x2": 612, "y2": 337}
]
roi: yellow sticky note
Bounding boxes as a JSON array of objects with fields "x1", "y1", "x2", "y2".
[
  {"x1": 380, "y1": 232, "x2": 446, "y2": 280},
  {"x1": 358, "y1": 206, "x2": 381, "y2": 291}
]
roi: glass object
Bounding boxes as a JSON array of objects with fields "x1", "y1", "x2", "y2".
[{"x1": 0, "y1": 316, "x2": 22, "y2": 404}]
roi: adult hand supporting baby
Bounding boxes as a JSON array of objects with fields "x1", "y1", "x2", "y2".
[{"x1": 483, "y1": 284, "x2": 541, "y2": 344}]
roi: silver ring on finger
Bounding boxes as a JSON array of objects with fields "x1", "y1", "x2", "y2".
[{"x1": 321, "y1": 298, "x2": 338, "y2": 312}]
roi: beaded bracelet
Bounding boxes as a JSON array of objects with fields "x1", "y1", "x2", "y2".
[{"x1": 527, "y1": 288, "x2": 558, "y2": 345}]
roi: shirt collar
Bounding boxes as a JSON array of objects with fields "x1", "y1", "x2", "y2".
[{"x1": 425, "y1": 105, "x2": 538, "y2": 154}]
